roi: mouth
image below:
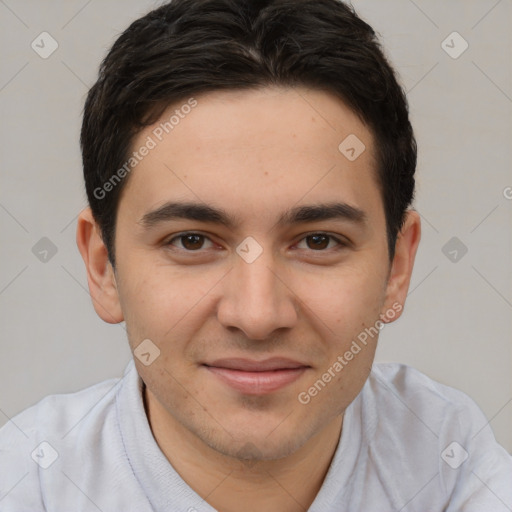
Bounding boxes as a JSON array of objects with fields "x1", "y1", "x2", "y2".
[{"x1": 202, "y1": 358, "x2": 310, "y2": 395}]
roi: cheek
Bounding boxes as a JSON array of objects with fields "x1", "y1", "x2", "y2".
[
  {"x1": 116, "y1": 257, "x2": 221, "y2": 348},
  {"x1": 294, "y1": 261, "x2": 387, "y2": 333}
]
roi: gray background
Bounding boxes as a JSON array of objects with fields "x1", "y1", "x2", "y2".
[{"x1": 0, "y1": 0, "x2": 511, "y2": 452}]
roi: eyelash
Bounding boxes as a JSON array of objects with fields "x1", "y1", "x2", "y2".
[{"x1": 165, "y1": 232, "x2": 347, "y2": 253}]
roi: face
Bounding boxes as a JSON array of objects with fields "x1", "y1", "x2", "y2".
[{"x1": 85, "y1": 87, "x2": 417, "y2": 461}]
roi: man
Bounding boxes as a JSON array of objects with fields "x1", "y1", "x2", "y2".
[{"x1": 0, "y1": 0, "x2": 510, "y2": 510}]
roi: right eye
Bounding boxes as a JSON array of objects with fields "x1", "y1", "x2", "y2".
[{"x1": 166, "y1": 233, "x2": 215, "y2": 251}]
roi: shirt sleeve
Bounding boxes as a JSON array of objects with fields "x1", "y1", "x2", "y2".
[
  {"x1": 0, "y1": 415, "x2": 46, "y2": 511},
  {"x1": 438, "y1": 389, "x2": 512, "y2": 511}
]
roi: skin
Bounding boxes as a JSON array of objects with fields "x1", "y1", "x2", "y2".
[{"x1": 77, "y1": 86, "x2": 421, "y2": 511}]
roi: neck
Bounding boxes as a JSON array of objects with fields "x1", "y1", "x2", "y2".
[{"x1": 144, "y1": 386, "x2": 343, "y2": 512}]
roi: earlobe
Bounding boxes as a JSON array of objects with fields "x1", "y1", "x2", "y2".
[
  {"x1": 381, "y1": 210, "x2": 421, "y2": 323},
  {"x1": 76, "y1": 208, "x2": 124, "y2": 324}
]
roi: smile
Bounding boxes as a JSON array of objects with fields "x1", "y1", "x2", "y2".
[{"x1": 203, "y1": 358, "x2": 310, "y2": 395}]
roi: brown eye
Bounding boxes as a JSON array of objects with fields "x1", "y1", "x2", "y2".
[
  {"x1": 295, "y1": 233, "x2": 344, "y2": 252},
  {"x1": 181, "y1": 234, "x2": 204, "y2": 250},
  {"x1": 168, "y1": 233, "x2": 213, "y2": 251},
  {"x1": 306, "y1": 234, "x2": 330, "y2": 250}
]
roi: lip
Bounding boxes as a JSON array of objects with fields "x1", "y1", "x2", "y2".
[{"x1": 203, "y1": 358, "x2": 310, "y2": 395}]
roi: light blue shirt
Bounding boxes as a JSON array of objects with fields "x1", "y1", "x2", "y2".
[{"x1": 1, "y1": 360, "x2": 511, "y2": 511}]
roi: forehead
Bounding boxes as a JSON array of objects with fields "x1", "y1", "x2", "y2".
[{"x1": 121, "y1": 86, "x2": 382, "y2": 226}]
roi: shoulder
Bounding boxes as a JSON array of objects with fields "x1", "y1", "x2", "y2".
[
  {"x1": 366, "y1": 362, "x2": 494, "y2": 444},
  {"x1": 0, "y1": 373, "x2": 126, "y2": 508},
  {"x1": 369, "y1": 362, "x2": 481, "y2": 412},
  {"x1": 0, "y1": 375, "x2": 123, "y2": 441},
  {"x1": 361, "y1": 363, "x2": 512, "y2": 509}
]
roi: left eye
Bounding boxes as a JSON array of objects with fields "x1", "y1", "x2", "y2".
[
  {"x1": 295, "y1": 234, "x2": 342, "y2": 251},
  {"x1": 168, "y1": 233, "x2": 214, "y2": 251}
]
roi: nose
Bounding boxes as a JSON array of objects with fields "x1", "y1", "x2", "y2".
[{"x1": 217, "y1": 250, "x2": 299, "y2": 340}]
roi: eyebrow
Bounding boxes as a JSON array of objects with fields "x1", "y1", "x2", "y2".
[{"x1": 139, "y1": 201, "x2": 367, "y2": 229}]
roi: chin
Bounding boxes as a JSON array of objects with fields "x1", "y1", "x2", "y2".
[
  {"x1": 195, "y1": 415, "x2": 319, "y2": 463},
  {"x1": 212, "y1": 434, "x2": 304, "y2": 462}
]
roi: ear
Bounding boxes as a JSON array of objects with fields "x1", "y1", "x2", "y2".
[
  {"x1": 76, "y1": 208, "x2": 124, "y2": 324},
  {"x1": 381, "y1": 210, "x2": 421, "y2": 323}
]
